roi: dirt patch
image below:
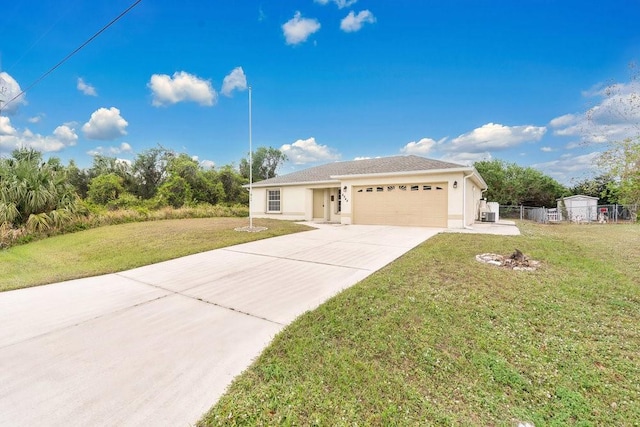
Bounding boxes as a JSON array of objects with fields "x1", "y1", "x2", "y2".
[{"x1": 476, "y1": 249, "x2": 541, "y2": 271}]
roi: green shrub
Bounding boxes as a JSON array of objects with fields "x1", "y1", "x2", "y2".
[
  {"x1": 88, "y1": 173, "x2": 125, "y2": 205},
  {"x1": 157, "y1": 176, "x2": 193, "y2": 208}
]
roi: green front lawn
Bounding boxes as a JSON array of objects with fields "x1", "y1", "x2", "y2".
[
  {"x1": 199, "y1": 222, "x2": 640, "y2": 426},
  {"x1": 0, "y1": 218, "x2": 312, "y2": 292}
]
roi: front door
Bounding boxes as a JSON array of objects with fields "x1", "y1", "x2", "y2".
[{"x1": 313, "y1": 189, "x2": 324, "y2": 219}]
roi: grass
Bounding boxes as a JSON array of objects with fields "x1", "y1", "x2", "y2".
[
  {"x1": 0, "y1": 218, "x2": 311, "y2": 292},
  {"x1": 199, "y1": 222, "x2": 640, "y2": 426}
]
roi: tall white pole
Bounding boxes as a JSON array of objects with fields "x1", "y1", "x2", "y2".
[{"x1": 248, "y1": 86, "x2": 253, "y2": 229}]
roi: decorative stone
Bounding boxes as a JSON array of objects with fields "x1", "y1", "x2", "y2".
[{"x1": 476, "y1": 251, "x2": 540, "y2": 271}]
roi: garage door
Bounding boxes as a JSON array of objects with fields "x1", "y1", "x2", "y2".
[{"x1": 353, "y1": 183, "x2": 448, "y2": 227}]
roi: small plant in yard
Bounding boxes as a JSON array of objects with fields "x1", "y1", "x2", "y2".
[{"x1": 198, "y1": 222, "x2": 640, "y2": 426}]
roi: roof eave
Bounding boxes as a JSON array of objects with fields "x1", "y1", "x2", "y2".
[
  {"x1": 245, "y1": 179, "x2": 340, "y2": 188},
  {"x1": 331, "y1": 166, "x2": 480, "y2": 181},
  {"x1": 556, "y1": 195, "x2": 599, "y2": 201}
]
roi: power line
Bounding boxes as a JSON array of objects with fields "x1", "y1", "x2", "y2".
[{"x1": 0, "y1": 0, "x2": 143, "y2": 113}]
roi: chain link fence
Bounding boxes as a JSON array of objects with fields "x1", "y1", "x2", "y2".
[{"x1": 499, "y1": 204, "x2": 638, "y2": 224}]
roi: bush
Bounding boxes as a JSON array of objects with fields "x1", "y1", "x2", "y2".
[
  {"x1": 106, "y1": 192, "x2": 142, "y2": 211},
  {"x1": 88, "y1": 173, "x2": 125, "y2": 205},
  {"x1": 157, "y1": 176, "x2": 193, "y2": 208}
]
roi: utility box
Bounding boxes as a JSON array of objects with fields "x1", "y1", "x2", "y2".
[{"x1": 481, "y1": 212, "x2": 496, "y2": 222}]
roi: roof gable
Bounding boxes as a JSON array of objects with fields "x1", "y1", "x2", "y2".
[
  {"x1": 558, "y1": 195, "x2": 599, "y2": 201},
  {"x1": 252, "y1": 155, "x2": 465, "y2": 187}
]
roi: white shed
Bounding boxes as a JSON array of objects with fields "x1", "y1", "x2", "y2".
[{"x1": 557, "y1": 195, "x2": 599, "y2": 222}]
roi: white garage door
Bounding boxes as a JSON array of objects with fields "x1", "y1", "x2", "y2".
[{"x1": 353, "y1": 183, "x2": 448, "y2": 227}]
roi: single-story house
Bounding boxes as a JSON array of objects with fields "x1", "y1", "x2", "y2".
[
  {"x1": 247, "y1": 155, "x2": 488, "y2": 228},
  {"x1": 557, "y1": 195, "x2": 599, "y2": 222}
]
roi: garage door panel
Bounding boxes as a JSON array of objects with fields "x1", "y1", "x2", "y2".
[{"x1": 353, "y1": 182, "x2": 447, "y2": 227}]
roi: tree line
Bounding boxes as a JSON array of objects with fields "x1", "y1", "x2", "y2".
[
  {"x1": 474, "y1": 159, "x2": 629, "y2": 207},
  {"x1": 0, "y1": 146, "x2": 287, "y2": 234}
]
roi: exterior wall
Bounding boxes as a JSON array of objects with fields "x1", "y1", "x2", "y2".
[
  {"x1": 329, "y1": 187, "x2": 342, "y2": 222},
  {"x1": 250, "y1": 171, "x2": 484, "y2": 229},
  {"x1": 250, "y1": 186, "x2": 308, "y2": 221},
  {"x1": 463, "y1": 177, "x2": 478, "y2": 227},
  {"x1": 339, "y1": 171, "x2": 481, "y2": 228},
  {"x1": 251, "y1": 185, "x2": 341, "y2": 222}
]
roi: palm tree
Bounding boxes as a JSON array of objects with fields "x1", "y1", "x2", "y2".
[{"x1": 0, "y1": 148, "x2": 82, "y2": 231}]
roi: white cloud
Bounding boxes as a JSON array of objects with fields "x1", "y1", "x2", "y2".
[
  {"x1": 28, "y1": 114, "x2": 45, "y2": 124},
  {"x1": 549, "y1": 113, "x2": 577, "y2": 128},
  {"x1": 448, "y1": 123, "x2": 546, "y2": 152},
  {"x1": 191, "y1": 156, "x2": 215, "y2": 168},
  {"x1": 400, "y1": 137, "x2": 440, "y2": 155},
  {"x1": 354, "y1": 156, "x2": 371, "y2": 160},
  {"x1": 549, "y1": 113, "x2": 589, "y2": 139},
  {"x1": 86, "y1": 142, "x2": 133, "y2": 157},
  {"x1": 541, "y1": 146, "x2": 554, "y2": 152},
  {"x1": 565, "y1": 141, "x2": 581, "y2": 149},
  {"x1": 282, "y1": 12, "x2": 321, "y2": 45},
  {"x1": 77, "y1": 77, "x2": 98, "y2": 96},
  {"x1": 200, "y1": 159, "x2": 215, "y2": 169},
  {"x1": 280, "y1": 137, "x2": 340, "y2": 164},
  {"x1": 532, "y1": 152, "x2": 602, "y2": 184},
  {"x1": 551, "y1": 79, "x2": 640, "y2": 144},
  {"x1": 315, "y1": 0, "x2": 358, "y2": 8},
  {"x1": 82, "y1": 107, "x2": 128, "y2": 140},
  {"x1": 0, "y1": 116, "x2": 17, "y2": 136},
  {"x1": 148, "y1": 71, "x2": 216, "y2": 106},
  {"x1": 221, "y1": 67, "x2": 247, "y2": 97},
  {"x1": 0, "y1": 72, "x2": 27, "y2": 115},
  {"x1": 340, "y1": 10, "x2": 376, "y2": 32},
  {"x1": 439, "y1": 151, "x2": 492, "y2": 166},
  {"x1": 0, "y1": 117, "x2": 78, "y2": 154},
  {"x1": 53, "y1": 125, "x2": 79, "y2": 145}
]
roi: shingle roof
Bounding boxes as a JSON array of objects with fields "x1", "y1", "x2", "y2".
[{"x1": 251, "y1": 155, "x2": 465, "y2": 187}]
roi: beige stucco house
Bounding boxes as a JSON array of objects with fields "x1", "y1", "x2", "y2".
[{"x1": 248, "y1": 155, "x2": 488, "y2": 228}]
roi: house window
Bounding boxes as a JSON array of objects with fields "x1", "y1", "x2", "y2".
[
  {"x1": 267, "y1": 189, "x2": 281, "y2": 213},
  {"x1": 337, "y1": 188, "x2": 342, "y2": 213}
]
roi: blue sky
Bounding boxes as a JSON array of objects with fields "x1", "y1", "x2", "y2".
[{"x1": 1, "y1": 0, "x2": 639, "y2": 184}]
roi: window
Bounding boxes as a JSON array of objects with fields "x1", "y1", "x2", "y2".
[
  {"x1": 411, "y1": 185, "x2": 419, "y2": 191},
  {"x1": 387, "y1": 186, "x2": 395, "y2": 191},
  {"x1": 267, "y1": 189, "x2": 281, "y2": 212},
  {"x1": 423, "y1": 185, "x2": 432, "y2": 191},
  {"x1": 376, "y1": 186, "x2": 384, "y2": 192},
  {"x1": 337, "y1": 188, "x2": 342, "y2": 213}
]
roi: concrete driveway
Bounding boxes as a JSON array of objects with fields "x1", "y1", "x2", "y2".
[{"x1": 0, "y1": 224, "x2": 445, "y2": 426}]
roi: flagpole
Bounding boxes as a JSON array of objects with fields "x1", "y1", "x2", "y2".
[{"x1": 248, "y1": 85, "x2": 253, "y2": 229}]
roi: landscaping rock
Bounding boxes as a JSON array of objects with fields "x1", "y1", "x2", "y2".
[{"x1": 476, "y1": 250, "x2": 541, "y2": 271}]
